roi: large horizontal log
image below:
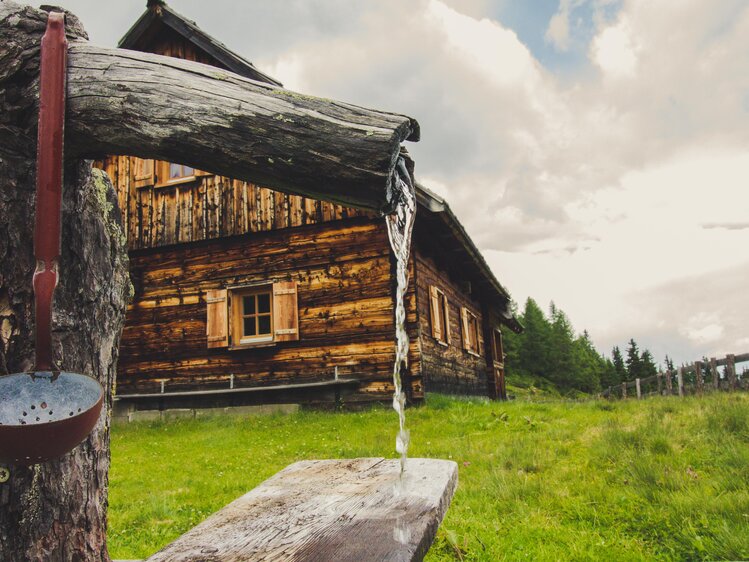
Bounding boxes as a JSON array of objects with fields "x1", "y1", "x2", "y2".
[
  {"x1": 64, "y1": 42, "x2": 419, "y2": 213},
  {"x1": 0, "y1": 3, "x2": 419, "y2": 212}
]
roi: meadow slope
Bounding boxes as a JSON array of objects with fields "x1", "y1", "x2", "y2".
[{"x1": 109, "y1": 393, "x2": 749, "y2": 561}]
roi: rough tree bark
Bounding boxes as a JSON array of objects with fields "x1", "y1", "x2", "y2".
[{"x1": 0, "y1": 4, "x2": 129, "y2": 561}]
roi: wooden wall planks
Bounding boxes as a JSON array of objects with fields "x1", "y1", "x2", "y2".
[
  {"x1": 97, "y1": 155, "x2": 373, "y2": 251},
  {"x1": 117, "y1": 218, "x2": 423, "y2": 403},
  {"x1": 413, "y1": 247, "x2": 491, "y2": 396}
]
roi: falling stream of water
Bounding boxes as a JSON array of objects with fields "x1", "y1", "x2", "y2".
[
  {"x1": 386, "y1": 157, "x2": 417, "y2": 547},
  {"x1": 385, "y1": 157, "x2": 417, "y2": 477}
]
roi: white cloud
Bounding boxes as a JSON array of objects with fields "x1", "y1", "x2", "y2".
[
  {"x1": 684, "y1": 320, "x2": 724, "y2": 345},
  {"x1": 546, "y1": 3, "x2": 572, "y2": 51},
  {"x1": 426, "y1": 0, "x2": 540, "y2": 90},
  {"x1": 58, "y1": 0, "x2": 749, "y2": 364},
  {"x1": 590, "y1": 17, "x2": 639, "y2": 78}
]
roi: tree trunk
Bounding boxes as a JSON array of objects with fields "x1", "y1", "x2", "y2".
[{"x1": 0, "y1": 3, "x2": 130, "y2": 560}]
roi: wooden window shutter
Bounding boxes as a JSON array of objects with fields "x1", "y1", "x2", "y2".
[
  {"x1": 206, "y1": 289, "x2": 228, "y2": 348},
  {"x1": 461, "y1": 307, "x2": 471, "y2": 351},
  {"x1": 273, "y1": 281, "x2": 299, "y2": 342},
  {"x1": 132, "y1": 157, "x2": 155, "y2": 188},
  {"x1": 442, "y1": 293, "x2": 451, "y2": 344},
  {"x1": 429, "y1": 285, "x2": 442, "y2": 341}
]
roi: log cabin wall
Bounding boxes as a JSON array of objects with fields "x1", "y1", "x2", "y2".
[
  {"x1": 413, "y1": 244, "x2": 490, "y2": 396},
  {"x1": 117, "y1": 216, "x2": 423, "y2": 404}
]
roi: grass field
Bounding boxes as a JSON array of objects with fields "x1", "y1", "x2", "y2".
[{"x1": 109, "y1": 392, "x2": 749, "y2": 561}]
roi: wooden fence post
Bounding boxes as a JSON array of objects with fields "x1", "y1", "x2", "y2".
[
  {"x1": 657, "y1": 372, "x2": 663, "y2": 395},
  {"x1": 635, "y1": 378, "x2": 641, "y2": 399},
  {"x1": 726, "y1": 354, "x2": 737, "y2": 391},
  {"x1": 677, "y1": 367, "x2": 684, "y2": 397},
  {"x1": 710, "y1": 357, "x2": 719, "y2": 390},
  {"x1": 621, "y1": 382, "x2": 627, "y2": 399},
  {"x1": 665, "y1": 370, "x2": 673, "y2": 395},
  {"x1": 694, "y1": 361, "x2": 704, "y2": 395}
]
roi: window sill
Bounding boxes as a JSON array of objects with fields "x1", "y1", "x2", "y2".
[
  {"x1": 229, "y1": 341, "x2": 277, "y2": 351},
  {"x1": 434, "y1": 338, "x2": 449, "y2": 348},
  {"x1": 467, "y1": 350, "x2": 482, "y2": 358},
  {"x1": 155, "y1": 175, "x2": 198, "y2": 188}
]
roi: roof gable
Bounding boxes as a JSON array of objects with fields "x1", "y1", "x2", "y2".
[{"x1": 119, "y1": 1, "x2": 282, "y2": 86}]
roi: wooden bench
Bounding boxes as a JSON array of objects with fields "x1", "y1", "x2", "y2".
[{"x1": 144, "y1": 458, "x2": 458, "y2": 561}]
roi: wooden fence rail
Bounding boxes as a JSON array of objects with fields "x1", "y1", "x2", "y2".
[{"x1": 600, "y1": 352, "x2": 749, "y2": 400}]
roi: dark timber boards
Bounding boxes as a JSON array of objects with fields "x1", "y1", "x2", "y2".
[{"x1": 145, "y1": 458, "x2": 458, "y2": 561}]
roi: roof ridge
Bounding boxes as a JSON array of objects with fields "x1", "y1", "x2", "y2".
[{"x1": 119, "y1": 2, "x2": 282, "y2": 86}]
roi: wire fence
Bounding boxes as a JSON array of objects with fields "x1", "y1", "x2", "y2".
[{"x1": 600, "y1": 352, "x2": 749, "y2": 400}]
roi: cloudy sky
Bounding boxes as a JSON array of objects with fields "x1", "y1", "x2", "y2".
[{"x1": 61, "y1": 0, "x2": 748, "y2": 366}]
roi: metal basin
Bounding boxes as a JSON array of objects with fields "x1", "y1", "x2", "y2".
[{"x1": 0, "y1": 372, "x2": 103, "y2": 465}]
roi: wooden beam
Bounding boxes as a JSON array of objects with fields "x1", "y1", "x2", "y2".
[
  {"x1": 0, "y1": 6, "x2": 419, "y2": 213},
  {"x1": 710, "y1": 358, "x2": 720, "y2": 389},
  {"x1": 145, "y1": 458, "x2": 458, "y2": 562},
  {"x1": 694, "y1": 360, "x2": 704, "y2": 395},
  {"x1": 725, "y1": 354, "x2": 737, "y2": 391}
]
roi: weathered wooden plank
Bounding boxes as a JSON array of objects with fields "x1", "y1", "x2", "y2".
[
  {"x1": 726, "y1": 354, "x2": 737, "y2": 390},
  {"x1": 192, "y1": 178, "x2": 206, "y2": 241},
  {"x1": 145, "y1": 458, "x2": 457, "y2": 562},
  {"x1": 303, "y1": 197, "x2": 319, "y2": 225},
  {"x1": 289, "y1": 195, "x2": 303, "y2": 227},
  {"x1": 695, "y1": 360, "x2": 704, "y2": 394},
  {"x1": 710, "y1": 357, "x2": 719, "y2": 390}
]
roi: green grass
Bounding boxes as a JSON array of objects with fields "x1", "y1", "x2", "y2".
[{"x1": 109, "y1": 393, "x2": 749, "y2": 561}]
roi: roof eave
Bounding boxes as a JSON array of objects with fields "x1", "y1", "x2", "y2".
[{"x1": 415, "y1": 183, "x2": 523, "y2": 334}]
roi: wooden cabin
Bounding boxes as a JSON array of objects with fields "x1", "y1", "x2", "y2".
[{"x1": 99, "y1": 1, "x2": 522, "y2": 411}]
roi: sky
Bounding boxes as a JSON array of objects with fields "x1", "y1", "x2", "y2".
[{"x1": 59, "y1": 0, "x2": 749, "y2": 366}]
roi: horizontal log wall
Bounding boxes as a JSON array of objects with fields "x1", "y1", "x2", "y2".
[
  {"x1": 413, "y1": 246, "x2": 490, "y2": 396},
  {"x1": 118, "y1": 217, "x2": 422, "y2": 404}
]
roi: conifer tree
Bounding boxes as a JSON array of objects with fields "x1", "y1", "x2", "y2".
[
  {"x1": 625, "y1": 339, "x2": 642, "y2": 381},
  {"x1": 518, "y1": 297, "x2": 551, "y2": 380},
  {"x1": 641, "y1": 350, "x2": 658, "y2": 378},
  {"x1": 612, "y1": 346, "x2": 627, "y2": 382},
  {"x1": 572, "y1": 331, "x2": 603, "y2": 392},
  {"x1": 547, "y1": 303, "x2": 577, "y2": 389}
]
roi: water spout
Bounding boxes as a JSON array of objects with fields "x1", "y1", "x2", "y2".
[{"x1": 385, "y1": 156, "x2": 416, "y2": 475}]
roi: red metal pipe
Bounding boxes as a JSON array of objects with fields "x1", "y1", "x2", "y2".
[{"x1": 33, "y1": 12, "x2": 67, "y2": 372}]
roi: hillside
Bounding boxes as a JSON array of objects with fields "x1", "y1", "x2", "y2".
[{"x1": 109, "y1": 393, "x2": 749, "y2": 560}]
